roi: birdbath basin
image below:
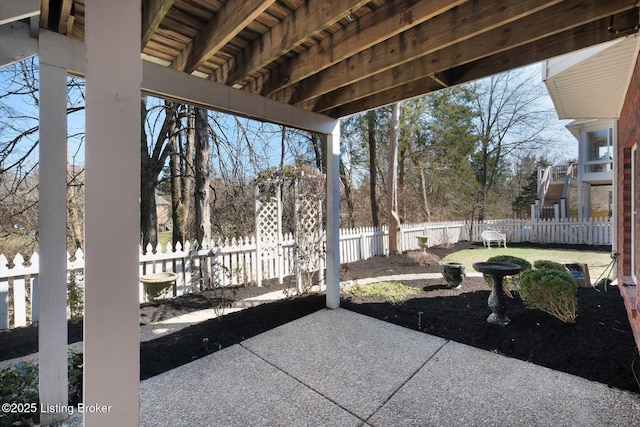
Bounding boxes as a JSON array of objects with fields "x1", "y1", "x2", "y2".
[
  {"x1": 140, "y1": 272, "x2": 178, "y2": 301},
  {"x1": 473, "y1": 262, "x2": 521, "y2": 326}
]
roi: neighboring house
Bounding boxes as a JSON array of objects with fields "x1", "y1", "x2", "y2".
[
  {"x1": 155, "y1": 192, "x2": 172, "y2": 232},
  {"x1": 543, "y1": 34, "x2": 640, "y2": 349}
]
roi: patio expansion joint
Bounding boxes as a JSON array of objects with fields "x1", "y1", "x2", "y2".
[
  {"x1": 361, "y1": 338, "x2": 451, "y2": 425},
  {"x1": 238, "y1": 341, "x2": 370, "y2": 424}
]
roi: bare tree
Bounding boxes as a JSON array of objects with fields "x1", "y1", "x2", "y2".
[
  {"x1": 469, "y1": 68, "x2": 554, "y2": 221},
  {"x1": 387, "y1": 103, "x2": 401, "y2": 254},
  {"x1": 194, "y1": 107, "x2": 211, "y2": 247},
  {"x1": 140, "y1": 96, "x2": 180, "y2": 251}
]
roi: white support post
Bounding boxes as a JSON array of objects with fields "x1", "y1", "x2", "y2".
[
  {"x1": 325, "y1": 123, "x2": 340, "y2": 309},
  {"x1": 84, "y1": 1, "x2": 141, "y2": 425},
  {"x1": 38, "y1": 60, "x2": 68, "y2": 427}
]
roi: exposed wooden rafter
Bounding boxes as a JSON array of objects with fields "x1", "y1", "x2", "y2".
[
  {"x1": 57, "y1": 0, "x2": 72, "y2": 34},
  {"x1": 285, "y1": 0, "x2": 637, "y2": 114},
  {"x1": 213, "y1": 0, "x2": 372, "y2": 86},
  {"x1": 39, "y1": 0, "x2": 640, "y2": 118},
  {"x1": 142, "y1": 0, "x2": 174, "y2": 49},
  {"x1": 170, "y1": 0, "x2": 275, "y2": 74},
  {"x1": 327, "y1": 9, "x2": 638, "y2": 118},
  {"x1": 250, "y1": 0, "x2": 469, "y2": 97}
]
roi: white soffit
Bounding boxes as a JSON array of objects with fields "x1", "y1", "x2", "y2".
[{"x1": 543, "y1": 35, "x2": 640, "y2": 120}]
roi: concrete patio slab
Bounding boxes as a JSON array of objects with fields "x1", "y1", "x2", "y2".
[
  {"x1": 58, "y1": 306, "x2": 640, "y2": 426},
  {"x1": 368, "y1": 340, "x2": 640, "y2": 426},
  {"x1": 139, "y1": 344, "x2": 364, "y2": 427},
  {"x1": 242, "y1": 308, "x2": 448, "y2": 420}
]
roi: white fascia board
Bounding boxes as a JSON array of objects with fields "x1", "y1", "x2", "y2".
[
  {"x1": 142, "y1": 61, "x2": 338, "y2": 134},
  {"x1": 38, "y1": 30, "x2": 338, "y2": 135},
  {"x1": 615, "y1": 35, "x2": 640, "y2": 118},
  {"x1": 38, "y1": 29, "x2": 84, "y2": 72},
  {"x1": 543, "y1": 78, "x2": 567, "y2": 120},
  {"x1": 0, "y1": 0, "x2": 39, "y2": 26},
  {"x1": 0, "y1": 20, "x2": 37, "y2": 67},
  {"x1": 543, "y1": 40, "x2": 621, "y2": 80}
]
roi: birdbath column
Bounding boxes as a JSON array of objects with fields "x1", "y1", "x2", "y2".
[{"x1": 472, "y1": 262, "x2": 522, "y2": 326}]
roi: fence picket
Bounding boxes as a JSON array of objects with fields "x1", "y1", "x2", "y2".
[{"x1": 0, "y1": 217, "x2": 612, "y2": 329}]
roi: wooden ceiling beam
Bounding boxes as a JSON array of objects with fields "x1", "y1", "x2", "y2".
[
  {"x1": 170, "y1": 0, "x2": 275, "y2": 74},
  {"x1": 142, "y1": 0, "x2": 175, "y2": 49},
  {"x1": 327, "y1": 12, "x2": 637, "y2": 118},
  {"x1": 212, "y1": 0, "x2": 370, "y2": 86},
  {"x1": 248, "y1": 0, "x2": 468, "y2": 96},
  {"x1": 285, "y1": 0, "x2": 636, "y2": 110},
  {"x1": 310, "y1": 67, "x2": 453, "y2": 113},
  {"x1": 57, "y1": 0, "x2": 72, "y2": 34},
  {"x1": 40, "y1": 0, "x2": 49, "y2": 29},
  {"x1": 447, "y1": 10, "x2": 640, "y2": 87},
  {"x1": 268, "y1": 0, "x2": 565, "y2": 105}
]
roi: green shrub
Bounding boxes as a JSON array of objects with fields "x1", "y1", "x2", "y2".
[
  {"x1": 0, "y1": 360, "x2": 39, "y2": 426},
  {"x1": 482, "y1": 255, "x2": 532, "y2": 297},
  {"x1": 342, "y1": 281, "x2": 420, "y2": 304},
  {"x1": 519, "y1": 269, "x2": 577, "y2": 323},
  {"x1": 533, "y1": 260, "x2": 567, "y2": 273},
  {"x1": 0, "y1": 351, "x2": 83, "y2": 426}
]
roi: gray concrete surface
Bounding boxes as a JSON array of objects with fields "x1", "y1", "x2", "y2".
[
  {"x1": 24, "y1": 276, "x2": 639, "y2": 426},
  {"x1": 134, "y1": 308, "x2": 639, "y2": 427}
]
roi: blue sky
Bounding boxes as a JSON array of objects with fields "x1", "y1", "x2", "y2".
[{"x1": 0, "y1": 59, "x2": 578, "y2": 177}]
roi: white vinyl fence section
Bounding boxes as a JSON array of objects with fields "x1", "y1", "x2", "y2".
[
  {"x1": 0, "y1": 218, "x2": 610, "y2": 329},
  {"x1": 472, "y1": 218, "x2": 612, "y2": 246}
]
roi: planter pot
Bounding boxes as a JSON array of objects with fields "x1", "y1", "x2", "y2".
[
  {"x1": 442, "y1": 262, "x2": 465, "y2": 289},
  {"x1": 140, "y1": 272, "x2": 179, "y2": 301}
]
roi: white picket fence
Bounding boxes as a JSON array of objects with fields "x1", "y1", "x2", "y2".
[
  {"x1": 0, "y1": 218, "x2": 610, "y2": 329},
  {"x1": 472, "y1": 217, "x2": 612, "y2": 246}
]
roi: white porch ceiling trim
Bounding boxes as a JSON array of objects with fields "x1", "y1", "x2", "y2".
[
  {"x1": 543, "y1": 34, "x2": 640, "y2": 120},
  {"x1": 39, "y1": 30, "x2": 338, "y2": 135},
  {"x1": 0, "y1": 20, "x2": 37, "y2": 67},
  {"x1": 0, "y1": 0, "x2": 39, "y2": 26}
]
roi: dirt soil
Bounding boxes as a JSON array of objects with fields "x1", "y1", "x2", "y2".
[{"x1": 1, "y1": 242, "x2": 638, "y2": 393}]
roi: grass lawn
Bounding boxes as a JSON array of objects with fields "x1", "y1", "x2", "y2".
[{"x1": 442, "y1": 246, "x2": 614, "y2": 283}]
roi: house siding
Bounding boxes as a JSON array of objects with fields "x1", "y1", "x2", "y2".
[{"x1": 617, "y1": 54, "x2": 640, "y2": 349}]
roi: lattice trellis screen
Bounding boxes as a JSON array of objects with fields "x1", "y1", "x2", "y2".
[
  {"x1": 254, "y1": 169, "x2": 325, "y2": 291},
  {"x1": 255, "y1": 182, "x2": 283, "y2": 287},
  {"x1": 294, "y1": 174, "x2": 325, "y2": 293}
]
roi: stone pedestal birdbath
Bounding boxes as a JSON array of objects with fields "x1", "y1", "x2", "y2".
[
  {"x1": 472, "y1": 262, "x2": 521, "y2": 326},
  {"x1": 140, "y1": 272, "x2": 179, "y2": 301}
]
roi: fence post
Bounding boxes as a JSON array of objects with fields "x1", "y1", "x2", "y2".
[
  {"x1": 360, "y1": 232, "x2": 367, "y2": 261},
  {"x1": 0, "y1": 254, "x2": 8, "y2": 329}
]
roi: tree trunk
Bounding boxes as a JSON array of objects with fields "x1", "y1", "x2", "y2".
[
  {"x1": 387, "y1": 103, "x2": 401, "y2": 254},
  {"x1": 140, "y1": 96, "x2": 158, "y2": 252},
  {"x1": 367, "y1": 112, "x2": 379, "y2": 227},
  {"x1": 169, "y1": 110, "x2": 184, "y2": 247},
  {"x1": 181, "y1": 106, "x2": 196, "y2": 241},
  {"x1": 339, "y1": 159, "x2": 356, "y2": 227},
  {"x1": 311, "y1": 133, "x2": 325, "y2": 172},
  {"x1": 194, "y1": 107, "x2": 211, "y2": 249},
  {"x1": 66, "y1": 164, "x2": 84, "y2": 253},
  {"x1": 420, "y1": 168, "x2": 431, "y2": 222}
]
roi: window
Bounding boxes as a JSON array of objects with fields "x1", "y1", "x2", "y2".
[{"x1": 584, "y1": 128, "x2": 613, "y2": 173}]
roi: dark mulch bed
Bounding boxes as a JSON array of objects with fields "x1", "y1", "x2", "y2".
[{"x1": 1, "y1": 241, "x2": 638, "y2": 393}]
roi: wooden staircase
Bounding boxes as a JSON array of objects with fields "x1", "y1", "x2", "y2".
[{"x1": 539, "y1": 182, "x2": 564, "y2": 219}]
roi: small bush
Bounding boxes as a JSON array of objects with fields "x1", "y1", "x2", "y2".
[
  {"x1": 0, "y1": 360, "x2": 39, "y2": 426},
  {"x1": 533, "y1": 260, "x2": 567, "y2": 273},
  {"x1": 342, "y1": 281, "x2": 420, "y2": 304},
  {"x1": 519, "y1": 269, "x2": 577, "y2": 323},
  {"x1": 482, "y1": 255, "x2": 532, "y2": 297},
  {"x1": 0, "y1": 351, "x2": 83, "y2": 426}
]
